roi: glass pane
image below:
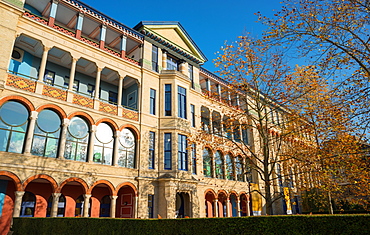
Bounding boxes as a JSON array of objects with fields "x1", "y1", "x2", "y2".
[
  {"x1": 45, "y1": 138, "x2": 58, "y2": 158},
  {"x1": 0, "y1": 129, "x2": 9, "y2": 152},
  {"x1": 93, "y1": 146, "x2": 103, "y2": 163},
  {"x1": 96, "y1": 123, "x2": 113, "y2": 144},
  {"x1": 120, "y1": 129, "x2": 135, "y2": 148},
  {"x1": 102, "y1": 148, "x2": 112, "y2": 165},
  {"x1": 31, "y1": 135, "x2": 46, "y2": 156},
  {"x1": 68, "y1": 117, "x2": 89, "y2": 139},
  {"x1": 8, "y1": 132, "x2": 25, "y2": 153},
  {"x1": 118, "y1": 150, "x2": 127, "y2": 167},
  {"x1": 0, "y1": 101, "x2": 29, "y2": 126},
  {"x1": 76, "y1": 143, "x2": 87, "y2": 161},
  {"x1": 37, "y1": 110, "x2": 61, "y2": 133}
]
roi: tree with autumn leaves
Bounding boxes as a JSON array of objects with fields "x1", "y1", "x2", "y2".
[{"x1": 205, "y1": 0, "x2": 369, "y2": 214}]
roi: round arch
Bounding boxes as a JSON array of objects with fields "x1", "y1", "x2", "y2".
[
  {"x1": 22, "y1": 174, "x2": 58, "y2": 193},
  {"x1": 57, "y1": 177, "x2": 89, "y2": 194},
  {"x1": 114, "y1": 182, "x2": 138, "y2": 197},
  {"x1": 36, "y1": 104, "x2": 67, "y2": 119},
  {"x1": 119, "y1": 124, "x2": 140, "y2": 140},
  {"x1": 67, "y1": 111, "x2": 94, "y2": 126},
  {"x1": 0, "y1": 95, "x2": 35, "y2": 112},
  {"x1": 95, "y1": 118, "x2": 119, "y2": 131},
  {"x1": 0, "y1": 171, "x2": 22, "y2": 191},
  {"x1": 87, "y1": 180, "x2": 115, "y2": 195}
]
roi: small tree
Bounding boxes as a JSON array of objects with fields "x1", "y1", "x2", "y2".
[{"x1": 197, "y1": 35, "x2": 309, "y2": 215}]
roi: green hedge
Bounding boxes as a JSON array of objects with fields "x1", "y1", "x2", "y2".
[{"x1": 12, "y1": 215, "x2": 370, "y2": 235}]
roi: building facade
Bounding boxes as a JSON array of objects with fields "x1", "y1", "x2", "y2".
[{"x1": 0, "y1": 0, "x2": 299, "y2": 231}]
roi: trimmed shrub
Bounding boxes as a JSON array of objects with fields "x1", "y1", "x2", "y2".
[{"x1": 12, "y1": 215, "x2": 370, "y2": 235}]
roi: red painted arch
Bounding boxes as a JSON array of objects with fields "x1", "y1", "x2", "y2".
[
  {"x1": 114, "y1": 182, "x2": 138, "y2": 197},
  {"x1": 22, "y1": 174, "x2": 58, "y2": 193},
  {"x1": 67, "y1": 111, "x2": 94, "y2": 126},
  {"x1": 0, "y1": 171, "x2": 22, "y2": 191},
  {"x1": 0, "y1": 96, "x2": 35, "y2": 112},
  {"x1": 87, "y1": 180, "x2": 115, "y2": 195},
  {"x1": 36, "y1": 104, "x2": 67, "y2": 119},
  {"x1": 120, "y1": 124, "x2": 140, "y2": 140},
  {"x1": 95, "y1": 118, "x2": 119, "y2": 131},
  {"x1": 57, "y1": 177, "x2": 89, "y2": 194}
]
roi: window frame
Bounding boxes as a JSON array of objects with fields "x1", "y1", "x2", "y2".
[
  {"x1": 178, "y1": 86, "x2": 187, "y2": 119},
  {"x1": 152, "y1": 45, "x2": 159, "y2": 72},
  {"x1": 178, "y1": 134, "x2": 188, "y2": 171},
  {"x1": 190, "y1": 104, "x2": 195, "y2": 127},
  {"x1": 164, "y1": 133, "x2": 172, "y2": 170},
  {"x1": 150, "y1": 88, "x2": 156, "y2": 115},
  {"x1": 149, "y1": 131, "x2": 155, "y2": 169},
  {"x1": 164, "y1": 84, "x2": 172, "y2": 116}
]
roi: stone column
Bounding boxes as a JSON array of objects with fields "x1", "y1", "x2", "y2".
[
  {"x1": 87, "y1": 125, "x2": 96, "y2": 163},
  {"x1": 67, "y1": 57, "x2": 78, "y2": 102},
  {"x1": 213, "y1": 199, "x2": 218, "y2": 217},
  {"x1": 236, "y1": 199, "x2": 241, "y2": 217},
  {"x1": 120, "y1": 36, "x2": 127, "y2": 58},
  {"x1": 57, "y1": 118, "x2": 69, "y2": 159},
  {"x1": 217, "y1": 84, "x2": 221, "y2": 101},
  {"x1": 23, "y1": 111, "x2": 38, "y2": 154},
  {"x1": 48, "y1": 0, "x2": 59, "y2": 27},
  {"x1": 68, "y1": 58, "x2": 78, "y2": 91},
  {"x1": 162, "y1": 50, "x2": 167, "y2": 70},
  {"x1": 94, "y1": 67, "x2": 102, "y2": 99},
  {"x1": 226, "y1": 199, "x2": 230, "y2": 217},
  {"x1": 37, "y1": 46, "x2": 51, "y2": 82},
  {"x1": 113, "y1": 130, "x2": 121, "y2": 166},
  {"x1": 117, "y1": 76, "x2": 124, "y2": 106},
  {"x1": 110, "y1": 195, "x2": 118, "y2": 218},
  {"x1": 12, "y1": 191, "x2": 25, "y2": 217},
  {"x1": 99, "y1": 24, "x2": 107, "y2": 49},
  {"x1": 50, "y1": 193, "x2": 62, "y2": 217},
  {"x1": 75, "y1": 12, "x2": 84, "y2": 39},
  {"x1": 82, "y1": 194, "x2": 91, "y2": 217},
  {"x1": 206, "y1": 79, "x2": 211, "y2": 96},
  {"x1": 134, "y1": 195, "x2": 138, "y2": 218},
  {"x1": 236, "y1": 94, "x2": 240, "y2": 108}
]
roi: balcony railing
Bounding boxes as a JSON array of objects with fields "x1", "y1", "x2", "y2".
[
  {"x1": 6, "y1": 73, "x2": 139, "y2": 121},
  {"x1": 23, "y1": 11, "x2": 140, "y2": 66}
]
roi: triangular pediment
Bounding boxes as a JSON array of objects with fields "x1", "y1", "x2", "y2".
[{"x1": 134, "y1": 21, "x2": 207, "y2": 63}]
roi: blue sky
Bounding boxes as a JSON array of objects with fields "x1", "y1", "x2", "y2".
[{"x1": 81, "y1": 0, "x2": 283, "y2": 72}]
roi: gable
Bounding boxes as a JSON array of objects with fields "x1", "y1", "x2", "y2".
[
  {"x1": 150, "y1": 28, "x2": 193, "y2": 53},
  {"x1": 134, "y1": 22, "x2": 207, "y2": 63}
]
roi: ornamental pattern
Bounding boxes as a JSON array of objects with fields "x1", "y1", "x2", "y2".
[
  {"x1": 99, "y1": 102, "x2": 117, "y2": 115},
  {"x1": 42, "y1": 85, "x2": 67, "y2": 101},
  {"x1": 122, "y1": 108, "x2": 139, "y2": 121},
  {"x1": 73, "y1": 94, "x2": 93, "y2": 109},
  {"x1": 6, "y1": 74, "x2": 36, "y2": 93}
]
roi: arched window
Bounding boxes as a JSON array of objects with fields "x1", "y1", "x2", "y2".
[
  {"x1": 93, "y1": 123, "x2": 114, "y2": 165},
  {"x1": 0, "y1": 101, "x2": 29, "y2": 153},
  {"x1": 46, "y1": 194, "x2": 66, "y2": 217},
  {"x1": 236, "y1": 156, "x2": 245, "y2": 182},
  {"x1": 225, "y1": 154, "x2": 235, "y2": 180},
  {"x1": 75, "y1": 195, "x2": 84, "y2": 217},
  {"x1": 214, "y1": 151, "x2": 224, "y2": 179},
  {"x1": 100, "y1": 195, "x2": 111, "y2": 217},
  {"x1": 20, "y1": 191, "x2": 36, "y2": 217},
  {"x1": 31, "y1": 109, "x2": 61, "y2": 158},
  {"x1": 118, "y1": 128, "x2": 136, "y2": 168},
  {"x1": 64, "y1": 117, "x2": 89, "y2": 162},
  {"x1": 203, "y1": 148, "x2": 212, "y2": 177}
]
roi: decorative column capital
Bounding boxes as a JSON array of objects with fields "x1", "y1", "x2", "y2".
[
  {"x1": 30, "y1": 110, "x2": 39, "y2": 120},
  {"x1": 83, "y1": 194, "x2": 92, "y2": 200},
  {"x1": 15, "y1": 191, "x2": 25, "y2": 197}
]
